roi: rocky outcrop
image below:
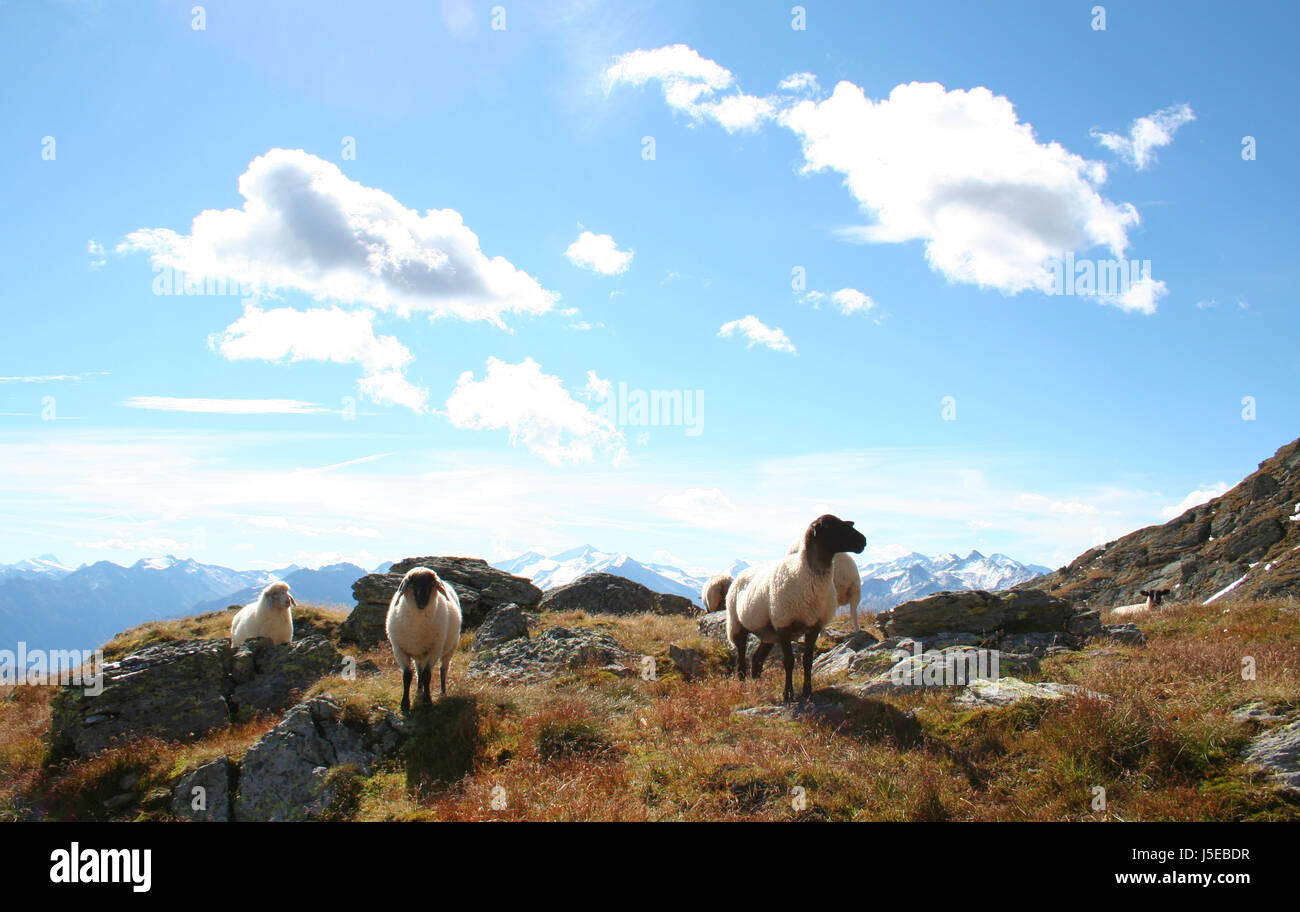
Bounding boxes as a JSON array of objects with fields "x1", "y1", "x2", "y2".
[
  {"x1": 49, "y1": 636, "x2": 347, "y2": 759},
  {"x1": 850, "y1": 646, "x2": 1040, "y2": 697},
  {"x1": 340, "y1": 557, "x2": 542, "y2": 646},
  {"x1": 804, "y1": 588, "x2": 1132, "y2": 699},
  {"x1": 668, "y1": 643, "x2": 705, "y2": 680},
  {"x1": 471, "y1": 603, "x2": 532, "y2": 652},
  {"x1": 537, "y1": 572, "x2": 699, "y2": 618},
  {"x1": 1018, "y1": 437, "x2": 1300, "y2": 609},
  {"x1": 468, "y1": 626, "x2": 636, "y2": 683},
  {"x1": 1098, "y1": 623, "x2": 1146, "y2": 646},
  {"x1": 233, "y1": 695, "x2": 406, "y2": 821},
  {"x1": 733, "y1": 688, "x2": 923, "y2": 745},
  {"x1": 1241, "y1": 717, "x2": 1300, "y2": 792},
  {"x1": 172, "y1": 756, "x2": 235, "y2": 822},
  {"x1": 698, "y1": 610, "x2": 727, "y2": 640},
  {"x1": 875, "y1": 589, "x2": 1081, "y2": 639},
  {"x1": 954, "y1": 677, "x2": 1104, "y2": 708},
  {"x1": 230, "y1": 635, "x2": 343, "y2": 716},
  {"x1": 49, "y1": 640, "x2": 235, "y2": 759}
]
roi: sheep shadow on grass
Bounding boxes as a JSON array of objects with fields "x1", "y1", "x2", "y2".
[{"x1": 403, "y1": 695, "x2": 481, "y2": 795}]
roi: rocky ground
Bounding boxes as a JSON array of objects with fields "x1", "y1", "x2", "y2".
[{"x1": 2, "y1": 556, "x2": 1298, "y2": 822}]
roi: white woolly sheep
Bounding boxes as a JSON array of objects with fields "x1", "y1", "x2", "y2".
[
  {"x1": 1141, "y1": 588, "x2": 1171, "y2": 610},
  {"x1": 726, "y1": 514, "x2": 867, "y2": 702},
  {"x1": 701, "y1": 572, "x2": 733, "y2": 613},
  {"x1": 1110, "y1": 602, "x2": 1147, "y2": 618},
  {"x1": 1113, "y1": 588, "x2": 1172, "y2": 617},
  {"x1": 230, "y1": 580, "x2": 296, "y2": 647},
  {"x1": 386, "y1": 566, "x2": 463, "y2": 712},
  {"x1": 786, "y1": 541, "x2": 864, "y2": 632}
]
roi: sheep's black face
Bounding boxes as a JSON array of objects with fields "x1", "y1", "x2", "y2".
[
  {"x1": 806, "y1": 514, "x2": 867, "y2": 565},
  {"x1": 402, "y1": 569, "x2": 443, "y2": 610}
]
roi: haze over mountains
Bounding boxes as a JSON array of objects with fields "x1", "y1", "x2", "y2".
[
  {"x1": 0, "y1": 543, "x2": 1048, "y2": 652},
  {"x1": 6, "y1": 425, "x2": 1295, "y2": 657},
  {"x1": 0, "y1": 555, "x2": 365, "y2": 651}
]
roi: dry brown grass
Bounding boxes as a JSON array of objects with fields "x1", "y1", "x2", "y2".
[{"x1": 3, "y1": 597, "x2": 1298, "y2": 821}]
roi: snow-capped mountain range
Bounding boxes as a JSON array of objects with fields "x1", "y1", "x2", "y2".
[
  {"x1": 0, "y1": 544, "x2": 1048, "y2": 652},
  {"x1": 0, "y1": 553, "x2": 76, "y2": 579},
  {"x1": 854, "y1": 550, "x2": 1052, "y2": 614},
  {"x1": 494, "y1": 546, "x2": 1049, "y2": 613},
  {"x1": 493, "y1": 546, "x2": 709, "y2": 603},
  {"x1": 0, "y1": 555, "x2": 366, "y2": 651}
]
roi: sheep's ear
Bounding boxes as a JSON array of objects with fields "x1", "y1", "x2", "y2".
[
  {"x1": 432, "y1": 576, "x2": 447, "y2": 597},
  {"x1": 395, "y1": 579, "x2": 408, "y2": 600},
  {"x1": 287, "y1": 593, "x2": 296, "y2": 607}
]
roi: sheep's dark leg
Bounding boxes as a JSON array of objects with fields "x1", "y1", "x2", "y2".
[
  {"x1": 439, "y1": 659, "x2": 449, "y2": 696},
  {"x1": 731, "y1": 628, "x2": 749, "y2": 680},
  {"x1": 418, "y1": 663, "x2": 433, "y2": 706},
  {"x1": 751, "y1": 642, "x2": 773, "y2": 679},
  {"x1": 779, "y1": 635, "x2": 795, "y2": 703},
  {"x1": 400, "y1": 666, "x2": 413, "y2": 714},
  {"x1": 801, "y1": 626, "x2": 820, "y2": 701}
]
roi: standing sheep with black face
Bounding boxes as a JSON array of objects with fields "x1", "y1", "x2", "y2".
[
  {"x1": 785, "y1": 542, "x2": 864, "y2": 632},
  {"x1": 726, "y1": 514, "x2": 867, "y2": 702},
  {"x1": 386, "y1": 567, "x2": 462, "y2": 712}
]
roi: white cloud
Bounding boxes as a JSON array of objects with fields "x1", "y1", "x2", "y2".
[
  {"x1": 799, "y1": 288, "x2": 877, "y2": 315},
  {"x1": 124, "y1": 396, "x2": 331, "y2": 415},
  {"x1": 704, "y1": 93, "x2": 776, "y2": 132},
  {"x1": 1160, "y1": 482, "x2": 1229, "y2": 519},
  {"x1": 80, "y1": 536, "x2": 191, "y2": 552},
  {"x1": 87, "y1": 239, "x2": 105, "y2": 268},
  {"x1": 830, "y1": 288, "x2": 875, "y2": 315},
  {"x1": 0, "y1": 429, "x2": 1175, "y2": 575},
  {"x1": 655, "y1": 487, "x2": 738, "y2": 530},
  {"x1": 120, "y1": 149, "x2": 556, "y2": 323},
  {"x1": 1091, "y1": 103, "x2": 1196, "y2": 170},
  {"x1": 783, "y1": 80, "x2": 1140, "y2": 296},
  {"x1": 1015, "y1": 493, "x2": 1099, "y2": 516},
  {"x1": 565, "y1": 230, "x2": 634, "y2": 275},
  {"x1": 718, "y1": 315, "x2": 796, "y2": 353},
  {"x1": 603, "y1": 44, "x2": 773, "y2": 132},
  {"x1": 778, "y1": 72, "x2": 820, "y2": 94},
  {"x1": 606, "y1": 47, "x2": 1173, "y2": 309},
  {"x1": 0, "y1": 372, "x2": 106, "y2": 384},
  {"x1": 584, "y1": 369, "x2": 613, "y2": 401},
  {"x1": 211, "y1": 305, "x2": 427, "y2": 412},
  {"x1": 1106, "y1": 274, "x2": 1168, "y2": 315},
  {"x1": 247, "y1": 515, "x2": 383, "y2": 538},
  {"x1": 445, "y1": 357, "x2": 627, "y2": 465}
]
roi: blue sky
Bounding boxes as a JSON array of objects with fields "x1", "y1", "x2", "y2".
[{"x1": 1, "y1": 0, "x2": 1297, "y2": 574}]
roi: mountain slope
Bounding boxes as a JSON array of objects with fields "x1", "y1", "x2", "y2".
[
  {"x1": 188, "y1": 563, "x2": 367, "y2": 615},
  {"x1": 494, "y1": 546, "x2": 1047, "y2": 612},
  {"x1": 0, "y1": 556, "x2": 364, "y2": 651},
  {"x1": 493, "y1": 546, "x2": 703, "y2": 603},
  {"x1": 856, "y1": 550, "x2": 1050, "y2": 613},
  {"x1": 0, "y1": 554, "x2": 75, "y2": 580},
  {"x1": 1020, "y1": 436, "x2": 1300, "y2": 609}
]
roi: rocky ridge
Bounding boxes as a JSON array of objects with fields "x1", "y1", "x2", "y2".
[{"x1": 1019, "y1": 437, "x2": 1300, "y2": 609}]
